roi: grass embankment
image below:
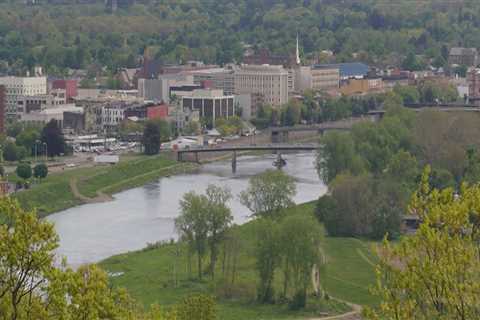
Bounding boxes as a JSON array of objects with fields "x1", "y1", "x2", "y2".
[
  {"x1": 101, "y1": 202, "x2": 379, "y2": 320},
  {"x1": 13, "y1": 154, "x2": 193, "y2": 217}
]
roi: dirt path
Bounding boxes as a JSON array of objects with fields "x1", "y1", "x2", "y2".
[
  {"x1": 69, "y1": 177, "x2": 112, "y2": 203},
  {"x1": 308, "y1": 300, "x2": 362, "y2": 320}
]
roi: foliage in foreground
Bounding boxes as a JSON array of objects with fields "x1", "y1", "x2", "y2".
[
  {"x1": 0, "y1": 197, "x2": 217, "y2": 320},
  {"x1": 365, "y1": 167, "x2": 480, "y2": 319}
]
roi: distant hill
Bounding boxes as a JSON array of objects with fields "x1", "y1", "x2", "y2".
[{"x1": 0, "y1": 0, "x2": 477, "y2": 74}]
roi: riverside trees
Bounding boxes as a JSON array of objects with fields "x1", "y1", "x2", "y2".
[
  {"x1": 175, "y1": 185, "x2": 233, "y2": 280},
  {"x1": 316, "y1": 97, "x2": 480, "y2": 240}
]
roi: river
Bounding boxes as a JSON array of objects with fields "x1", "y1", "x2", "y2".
[{"x1": 47, "y1": 152, "x2": 326, "y2": 267}]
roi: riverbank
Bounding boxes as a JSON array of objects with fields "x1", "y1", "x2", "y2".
[
  {"x1": 13, "y1": 154, "x2": 197, "y2": 218},
  {"x1": 100, "y1": 202, "x2": 378, "y2": 320}
]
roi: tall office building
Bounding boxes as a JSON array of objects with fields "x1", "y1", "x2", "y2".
[
  {"x1": 0, "y1": 76, "x2": 47, "y2": 118},
  {"x1": 234, "y1": 65, "x2": 289, "y2": 107}
]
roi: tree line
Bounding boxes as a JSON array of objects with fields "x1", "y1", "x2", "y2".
[
  {"x1": 1, "y1": 1, "x2": 480, "y2": 75},
  {"x1": 175, "y1": 169, "x2": 325, "y2": 310},
  {"x1": 315, "y1": 89, "x2": 480, "y2": 240}
]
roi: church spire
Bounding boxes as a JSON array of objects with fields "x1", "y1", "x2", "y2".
[{"x1": 296, "y1": 33, "x2": 301, "y2": 65}]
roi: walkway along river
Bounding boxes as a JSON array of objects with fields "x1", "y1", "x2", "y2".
[{"x1": 47, "y1": 152, "x2": 327, "y2": 267}]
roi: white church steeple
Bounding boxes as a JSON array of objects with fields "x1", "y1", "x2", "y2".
[{"x1": 295, "y1": 33, "x2": 301, "y2": 65}]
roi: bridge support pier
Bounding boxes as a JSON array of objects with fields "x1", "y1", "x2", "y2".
[
  {"x1": 232, "y1": 151, "x2": 237, "y2": 173},
  {"x1": 194, "y1": 151, "x2": 199, "y2": 163}
]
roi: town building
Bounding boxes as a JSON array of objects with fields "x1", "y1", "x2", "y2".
[
  {"x1": 146, "y1": 104, "x2": 169, "y2": 120},
  {"x1": 467, "y1": 68, "x2": 480, "y2": 104},
  {"x1": 16, "y1": 89, "x2": 68, "y2": 116},
  {"x1": 449, "y1": 47, "x2": 478, "y2": 67},
  {"x1": 138, "y1": 74, "x2": 196, "y2": 103},
  {"x1": 339, "y1": 77, "x2": 385, "y2": 96},
  {"x1": 21, "y1": 105, "x2": 83, "y2": 129},
  {"x1": 0, "y1": 76, "x2": 47, "y2": 118},
  {"x1": 234, "y1": 64, "x2": 289, "y2": 107},
  {"x1": 294, "y1": 65, "x2": 340, "y2": 92},
  {"x1": 52, "y1": 79, "x2": 78, "y2": 102},
  {"x1": 187, "y1": 68, "x2": 236, "y2": 95},
  {"x1": 180, "y1": 89, "x2": 235, "y2": 125},
  {"x1": 315, "y1": 63, "x2": 369, "y2": 80},
  {"x1": 0, "y1": 86, "x2": 5, "y2": 133}
]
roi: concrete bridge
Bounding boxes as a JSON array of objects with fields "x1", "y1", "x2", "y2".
[
  {"x1": 270, "y1": 117, "x2": 373, "y2": 143},
  {"x1": 177, "y1": 143, "x2": 319, "y2": 172}
]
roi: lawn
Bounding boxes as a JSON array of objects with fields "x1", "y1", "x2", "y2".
[
  {"x1": 100, "y1": 202, "x2": 379, "y2": 319},
  {"x1": 12, "y1": 154, "x2": 188, "y2": 217}
]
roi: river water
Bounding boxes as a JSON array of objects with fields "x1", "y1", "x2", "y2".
[{"x1": 47, "y1": 153, "x2": 326, "y2": 267}]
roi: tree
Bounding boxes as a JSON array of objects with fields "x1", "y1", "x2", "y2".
[
  {"x1": 255, "y1": 218, "x2": 281, "y2": 304},
  {"x1": 176, "y1": 294, "x2": 217, "y2": 320},
  {"x1": 3, "y1": 142, "x2": 17, "y2": 162},
  {"x1": 16, "y1": 163, "x2": 32, "y2": 181},
  {"x1": 204, "y1": 185, "x2": 233, "y2": 280},
  {"x1": 41, "y1": 119, "x2": 65, "y2": 157},
  {"x1": 0, "y1": 197, "x2": 157, "y2": 319},
  {"x1": 315, "y1": 194, "x2": 337, "y2": 223},
  {"x1": 0, "y1": 198, "x2": 58, "y2": 320},
  {"x1": 143, "y1": 121, "x2": 161, "y2": 155},
  {"x1": 15, "y1": 128, "x2": 39, "y2": 155},
  {"x1": 240, "y1": 170, "x2": 296, "y2": 218},
  {"x1": 316, "y1": 131, "x2": 365, "y2": 184},
  {"x1": 33, "y1": 163, "x2": 48, "y2": 180},
  {"x1": 279, "y1": 214, "x2": 321, "y2": 309},
  {"x1": 365, "y1": 167, "x2": 480, "y2": 319},
  {"x1": 176, "y1": 191, "x2": 209, "y2": 280}
]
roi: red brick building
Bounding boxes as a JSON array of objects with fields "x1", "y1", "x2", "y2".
[
  {"x1": 147, "y1": 104, "x2": 169, "y2": 120},
  {"x1": 52, "y1": 79, "x2": 78, "y2": 102},
  {"x1": 0, "y1": 85, "x2": 5, "y2": 134}
]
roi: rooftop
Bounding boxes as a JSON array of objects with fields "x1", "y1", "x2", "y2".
[{"x1": 314, "y1": 62, "x2": 369, "y2": 78}]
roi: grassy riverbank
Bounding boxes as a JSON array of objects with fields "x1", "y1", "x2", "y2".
[
  {"x1": 13, "y1": 154, "x2": 194, "y2": 218},
  {"x1": 100, "y1": 202, "x2": 379, "y2": 319}
]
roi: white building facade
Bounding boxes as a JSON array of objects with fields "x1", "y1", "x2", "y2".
[
  {"x1": 234, "y1": 65, "x2": 289, "y2": 107},
  {"x1": 0, "y1": 76, "x2": 47, "y2": 118}
]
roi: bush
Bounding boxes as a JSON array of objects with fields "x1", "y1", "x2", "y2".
[
  {"x1": 16, "y1": 163, "x2": 32, "y2": 180},
  {"x1": 33, "y1": 163, "x2": 48, "y2": 180}
]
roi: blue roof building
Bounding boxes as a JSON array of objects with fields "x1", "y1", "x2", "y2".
[{"x1": 314, "y1": 62, "x2": 369, "y2": 79}]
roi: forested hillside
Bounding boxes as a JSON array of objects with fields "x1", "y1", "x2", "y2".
[{"x1": 0, "y1": 0, "x2": 479, "y2": 74}]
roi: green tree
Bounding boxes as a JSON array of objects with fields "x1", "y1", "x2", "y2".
[
  {"x1": 40, "y1": 119, "x2": 65, "y2": 157},
  {"x1": 255, "y1": 219, "x2": 281, "y2": 304},
  {"x1": 240, "y1": 170, "x2": 296, "y2": 218},
  {"x1": 16, "y1": 163, "x2": 32, "y2": 181},
  {"x1": 365, "y1": 167, "x2": 480, "y2": 319},
  {"x1": 315, "y1": 194, "x2": 337, "y2": 223},
  {"x1": 15, "y1": 128, "x2": 39, "y2": 155},
  {"x1": 3, "y1": 142, "x2": 21, "y2": 162},
  {"x1": 142, "y1": 121, "x2": 161, "y2": 155},
  {"x1": 176, "y1": 191, "x2": 209, "y2": 280},
  {"x1": 33, "y1": 163, "x2": 48, "y2": 180},
  {"x1": 0, "y1": 198, "x2": 58, "y2": 320},
  {"x1": 204, "y1": 185, "x2": 233, "y2": 280},
  {"x1": 316, "y1": 131, "x2": 365, "y2": 184},
  {"x1": 176, "y1": 294, "x2": 217, "y2": 320},
  {"x1": 279, "y1": 214, "x2": 321, "y2": 309}
]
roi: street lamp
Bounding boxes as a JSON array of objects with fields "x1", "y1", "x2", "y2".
[
  {"x1": 34, "y1": 140, "x2": 40, "y2": 163},
  {"x1": 43, "y1": 142, "x2": 47, "y2": 161}
]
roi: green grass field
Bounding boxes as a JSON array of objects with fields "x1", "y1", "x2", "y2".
[
  {"x1": 12, "y1": 154, "x2": 187, "y2": 217},
  {"x1": 100, "y1": 203, "x2": 379, "y2": 319}
]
